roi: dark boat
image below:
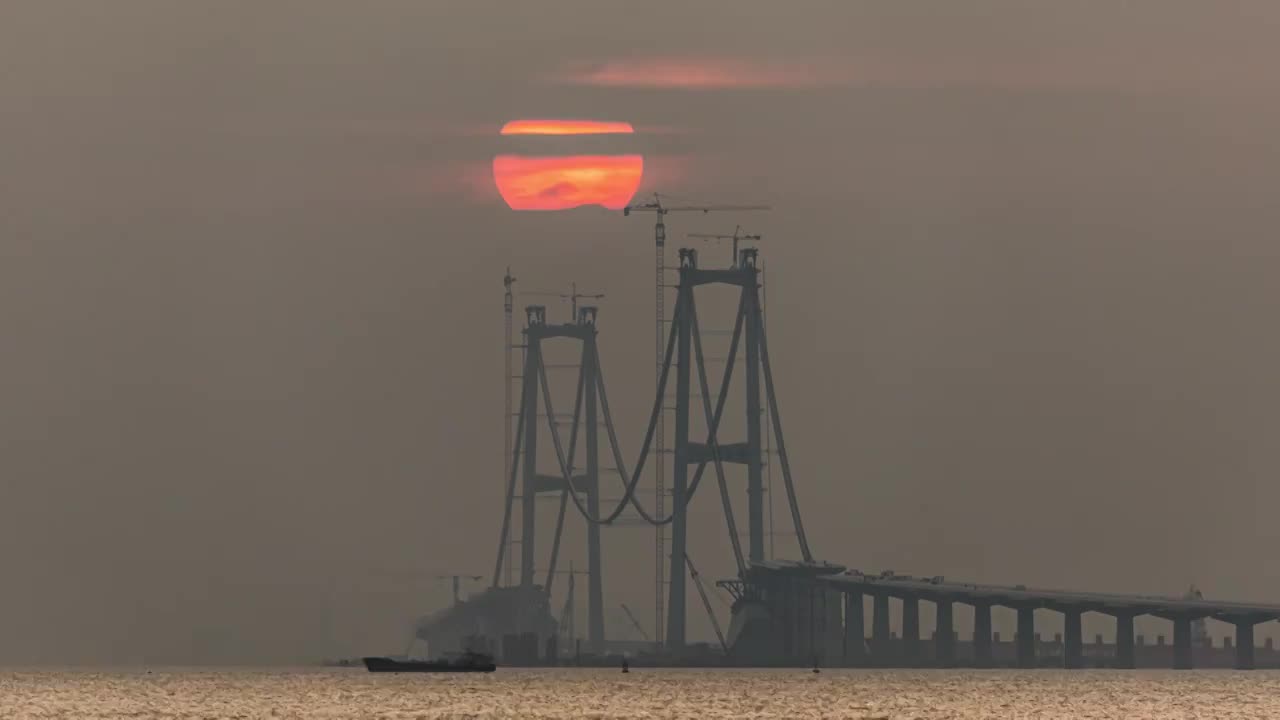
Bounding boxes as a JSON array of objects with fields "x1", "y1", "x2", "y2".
[{"x1": 362, "y1": 651, "x2": 496, "y2": 673}]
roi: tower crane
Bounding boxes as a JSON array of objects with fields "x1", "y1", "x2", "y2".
[
  {"x1": 436, "y1": 574, "x2": 483, "y2": 606},
  {"x1": 522, "y1": 282, "x2": 605, "y2": 324},
  {"x1": 622, "y1": 192, "x2": 768, "y2": 643},
  {"x1": 687, "y1": 226, "x2": 763, "y2": 268},
  {"x1": 562, "y1": 282, "x2": 604, "y2": 322}
]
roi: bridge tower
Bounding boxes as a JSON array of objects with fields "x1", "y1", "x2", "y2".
[
  {"x1": 664, "y1": 246, "x2": 814, "y2": 649},
  {"x1": 492, "y1": 304, "x2": 606, "y2": 652}
]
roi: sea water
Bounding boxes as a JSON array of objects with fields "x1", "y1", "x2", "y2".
[{"x1": 3, "y1": 667, "x2": 1279, "y2": 719}]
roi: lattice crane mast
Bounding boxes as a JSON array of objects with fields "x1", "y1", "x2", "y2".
[{"x1": 502, "y1": 268, "x2": 517, "y2": 587}]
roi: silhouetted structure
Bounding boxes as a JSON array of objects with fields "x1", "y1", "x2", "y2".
[
  {"x1": 725, "y1": 561, "x2": 1280, "y2": 670},
  {"x1": 492, "y1": 303, "x2": 607, "y2": 654},
  {"x1": 455, "y1": 240, "x2": 1280, "y2": 669}
]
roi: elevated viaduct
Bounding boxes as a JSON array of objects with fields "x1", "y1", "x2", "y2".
[{"x1": 729, "y1": 560, "x2": 1280, "y2": 670}]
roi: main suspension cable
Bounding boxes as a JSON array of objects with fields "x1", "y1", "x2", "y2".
[
  {"x1": 595, "y1": 291, "x2": 745, "y2": 526},
  {"x1": 491, "y1": 344, "x2": 531, "y2": 587},
  {"x1": 688, "y1": 292, "x2": 746, "y2": 573},
  {"x1": 534, "y1": 292, "x2": 684, "y2": 526},
  {"x1": 544, "y1": 346, "x2": 588, "y2": 593},
  {"x1": 756, "y1": 286, "x2": 813, "y2": 562}
]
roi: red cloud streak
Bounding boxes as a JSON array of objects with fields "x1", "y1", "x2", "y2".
[
  {"x1": 500, "y1": 119, "x2": 635, "y2": 135},
  {"x1": 554, "y1": 58, "x2": 841, "y2": 89}
]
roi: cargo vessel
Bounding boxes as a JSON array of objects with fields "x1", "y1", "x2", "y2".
[{"x1": 362, "y1": 651, "x2": 496, "y2": 673}]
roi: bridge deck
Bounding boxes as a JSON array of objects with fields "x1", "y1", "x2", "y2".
[{"x1": 752, "y1": 560, "x2": 1280, "y2": 621}]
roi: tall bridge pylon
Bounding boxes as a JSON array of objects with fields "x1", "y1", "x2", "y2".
[
  {"x1": 662, "y1": 246, "x2": 813, "y2": 648},
  {"x1": 492, "y1": 303, "x2": 606, "y2": 651}
]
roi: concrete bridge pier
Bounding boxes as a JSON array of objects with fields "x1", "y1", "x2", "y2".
[
  {"x1": 972, "y1": 603, "x2": 993, "y2": 667},
  {"x1": 1172, "y1": 615, "x2": 1193, "y2": 670},
  {"x1": 795, "y1": 581, "x2": 813, "y2": 663},
  {"x1": 777, "y1": 579, "x2": 792, "y2": 660},
  {"x1": 902, "y1": 597, "x2": 921, "y2": 665},
  {"x1": 768, "y1": 580, "x2": 787, "y2": 659},
  {"x1": 1235, "y1": 620, "x2": 1256, "y2": 670},
  {"x1": 935, "y1": 600, "x2": 955, "y2": 667},
  {"x1": 1114, "y1": 613, "x2": 1135, "y2": 669},
  {"x1": 824, "y1": 588, "x2": 844, "y2": 665},
  {"x1": 1016, "y1": 606, "x2": 1036, "y2": 668},
  {"x1": 1063, "y1": 609, "x2": 1084, "y2": 669},
  {"x1": 872, "y1": 594, "x2": 891, "y2": 663},
  {"x1": 749, "y1": 561, "x2": 1280, "y2": 669},
  {"x1": 844, "y1": 591, "x2": 865, "y2": 666}
]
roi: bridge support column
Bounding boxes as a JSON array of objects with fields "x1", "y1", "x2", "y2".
[
  {"x1": 1016, "y1": 606, "x2": 1036, "y2": 668},
  {"x1": 775, "y1": 579, "x2": 793, "y2": 658},
  {"x1": 824, "y1": 589, "x2": 843, "y2": 666},
  {"x1": 781, "y1": 579, "x2": 798, "y2": 661},
  {"x1": 872, "y1": 594, "x2": 891, "y2": 664},
  {"x1": 1063, "y1": 609, "x2": 1083, "y2": 669},
  {"x1": 1173, "y1": 616, "x2": 1193, "y2": 670},
  {"x1": 796, "y1": 582, "x2": 813, "y2": 663},
  {"x1": 902, "y1": 596, "x2": 921, "y2": 665},
  {"x1": 1235, "y1": 620, "x2": 1256, "y2": 670},
  {"x1": 1115, "y1": 613, "x2": 1135, "y2": 669},
  {"x1": 973, "y1": 603, "x2": 993, "y2": 667},
  {"x1": 935, "y1": 600, "x2": 955, "y2": 667},
  {"x1": 844, "y1": 591, "x2": 865, "y2": 666}
]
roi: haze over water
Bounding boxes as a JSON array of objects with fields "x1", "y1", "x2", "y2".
[{"x1": 4, "y1": 668, "x2": 1280, "y2": 719}]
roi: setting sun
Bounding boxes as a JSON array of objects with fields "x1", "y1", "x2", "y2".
[{"x1": 492, "y1": 155, "x2": 643, "y2": 211}]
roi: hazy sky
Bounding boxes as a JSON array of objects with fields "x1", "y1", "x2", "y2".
[{"x1": 3, "y1": 1, "x2": 1280, "y2": 664}]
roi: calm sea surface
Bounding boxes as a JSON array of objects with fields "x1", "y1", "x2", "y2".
[{"x1": 3, "y1": 667, "x2": 1279, "y2": 719}]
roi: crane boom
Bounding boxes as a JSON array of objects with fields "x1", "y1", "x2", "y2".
[
  {"x1": 522, "y1": 281, "x2": 604, "y2": 323},
  {"x1": 688, "y1": 226, "x2": 763, "y2": 267},
  {"x1": 686, "y1": 554, "x2": 728, "y2": 653},
  {"x1": 620, "y1": 603, "x2": 650, "y2": 642},
  {"x1": 624, "y1": 204, "x2": 770, "y2": 215}
]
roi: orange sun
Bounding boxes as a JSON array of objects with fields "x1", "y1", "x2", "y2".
[
  {"x1": 492, "y1": 119, "x2": 641, "y2": 211},
  {"x1": 493, "y1": 155, "x2": 643, "y2": 211}
]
